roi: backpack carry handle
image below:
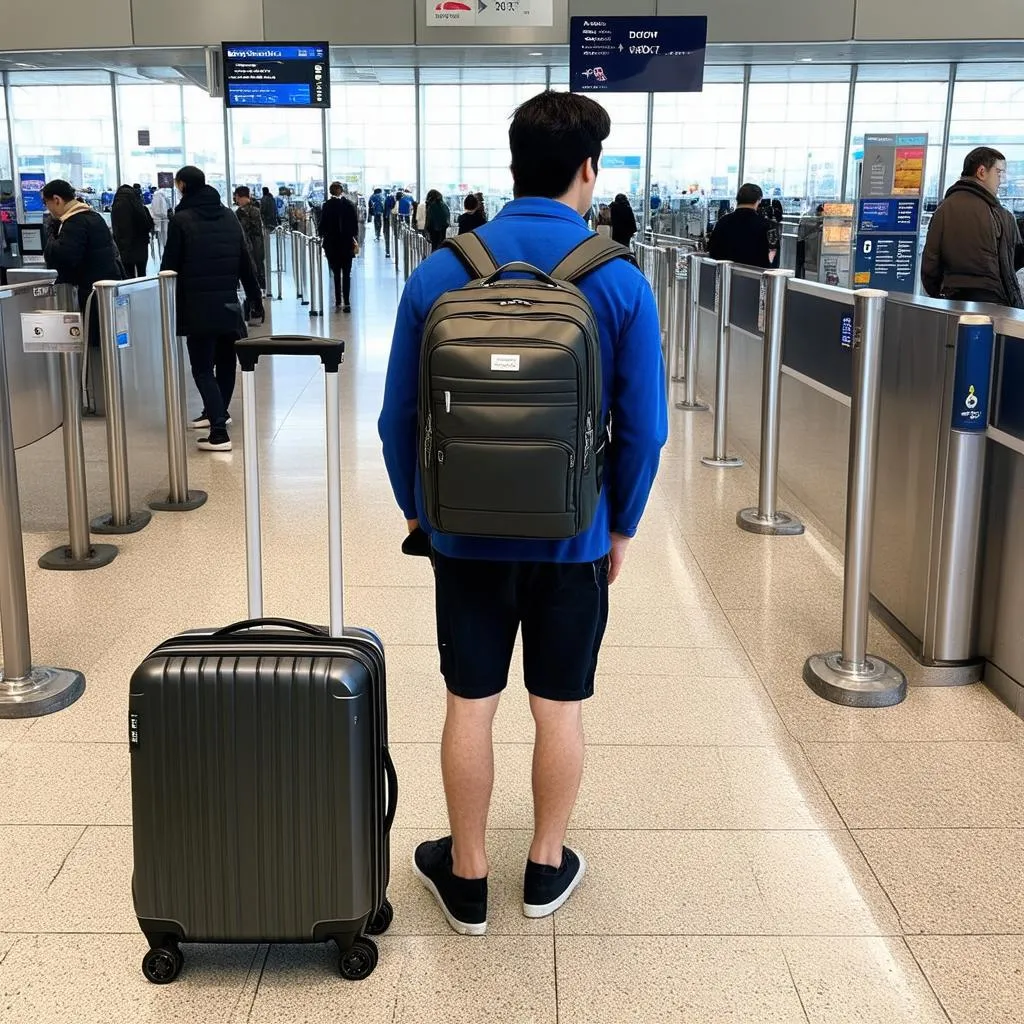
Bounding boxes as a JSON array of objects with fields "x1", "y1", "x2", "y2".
[{"x1": 480, "y1": 262, "x2": 559, "y2": 288}]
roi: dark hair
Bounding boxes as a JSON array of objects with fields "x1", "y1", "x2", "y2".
[
  {"x1": 373, "y1": 187, "x2": 382, "y2": 194},
  {"x1": 41, "y1": 179, "x2": 76, "y2": 202},
  {"x1": 816, "y1": 203, "x2": 826, "y2": 215},
  {"x1": 963, "y1": 146, "x2": 1005, "y2": 178},
  {"x1": 262, "y1": 186, "x2": 271, "y2": 195},
  {"x1": 329, "y1": 181, "x2": 343, "y2": 196},
  {"x1": 737, "y1": 183, "x2": 763, "y2": 206},
  {"x1": 464, "y1": 194, "x2": 478, "y2": 212},
  {"x1": 234, "y1": 185, "x2": 250, "y2": 199},
  {"x1": 509, "y1": 90, "x2": 610, "y2": 199},
  {"x1": 175, "y1": 165, "x2": 206, "y2": 195},
  {"x1": 614, "y1": 193, "x2": 629, "y2": 205}
]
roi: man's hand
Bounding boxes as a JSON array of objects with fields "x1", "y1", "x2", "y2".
[
  {"x1": 406, "y1": 519, "x2": 420, "y2": 534},
  {"x1": 608, "y1": 532, "x2": 631, "y2": 585}
]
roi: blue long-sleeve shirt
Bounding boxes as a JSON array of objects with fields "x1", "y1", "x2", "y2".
[{"x1": 378, "y1": 197, "x2": 668, "y2": 563}]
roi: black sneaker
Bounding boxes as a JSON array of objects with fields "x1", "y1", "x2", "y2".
[
  {"x1": 523, "y1": 846, "x2": 587, "y2": 919},
  {"x1": 343, "y1": 304, "x2": 351, "y2": 313},
  {"x1": 412, "y1": 836, "x2": 487, "y2": 936},
  {"x1": 197, "y1": 431, "x2": 232, "y2": 452}
]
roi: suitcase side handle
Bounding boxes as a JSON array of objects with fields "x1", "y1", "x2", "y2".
[
  {"x1": 236, "y1": 335, "x2": 345, "y2": 373},
  {"x1": 211, "y1": 617, "x2": 328, "y2": 638},
  {"x1": 383, "y1": 747, "x2": 398, "y2": 834}
]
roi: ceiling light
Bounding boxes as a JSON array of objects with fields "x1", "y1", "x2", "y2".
[
  {"x1": 528, "y1": 52, "x2": 543, "y2": 57},
  {"x1": 799, "y1": 57, "x2": 813, "y2": 62}
]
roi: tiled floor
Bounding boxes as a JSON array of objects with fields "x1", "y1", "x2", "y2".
[{"x1": 1, "y1": 241, "x2": 1023, "y2": 1023}]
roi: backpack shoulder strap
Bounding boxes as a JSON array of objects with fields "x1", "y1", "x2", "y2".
[
  {"x1": 444, "y1": 232, "x2": 499, "y2": 279},
  {"x1": 550, "y1": 234, "x2": 636, "y2": 284}
]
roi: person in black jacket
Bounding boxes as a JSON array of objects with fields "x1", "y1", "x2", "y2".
[
  {"x1": 259, "y1": 186, "x2": 279, "y2": 231},
  {"x1": 110, "y1": 184, "x2": 154, "y2": 278},
  {"x1": 708, "y1": 183, "x2": 773, "y2": 268},
  {"x1": 610, "y1": 193, "x2": 637, "y2": 247},
  {"x1": 160, "y1": 165, "x2": 262, "y2": 453},
  {"x1": 42, "y1": 178, "x2": 123, "y2": 349},
  {"x1": 457, "y1": 194, "x2": 487, "y2": 235},
  {"x1": 318, "y1": 181, "x2": 358, "y2": 313}
]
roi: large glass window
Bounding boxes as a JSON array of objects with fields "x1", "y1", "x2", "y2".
[
  {"x1": 183, "y1": 87, "x2": 229, "y2": 202},
  {"x1": 746, "y1": 69, "x2": 851, "y2": 209},
  {"x1": 116, "y1": 80, "x2": 185, "y2": 192},
  {"x1": 848, "y1": 65, "x2": 951, "y2": 205},
  {"x1": 9, "y1": 71, "x2": 117, "y2": 218},
  {"x1": 945, "y1": 66, "x2": 1024, "y2": 200},
  {"x1": 328, "y1": 81, "x2": 416, "y2": 195}
]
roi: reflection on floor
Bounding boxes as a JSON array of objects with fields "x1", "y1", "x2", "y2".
[{"x1": 1, "y1": 239, "x2": 1022, "y2": 1023}]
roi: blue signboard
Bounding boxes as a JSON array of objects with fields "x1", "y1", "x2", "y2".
[
  {"x1": 222, "y1": 43, "x2": 330, "y2": 109},
  {"x1": 20, "y1": 173, "x2": 45, "y2": 213},
  {"x1": 601, "y1": 155, "x2": 642, "y2": 169},
  {"x1": 857, "y1": 198, "x2": 920, "y2": 234},
  {"x1": 854, "y1": 234, "x2": 918, "y2": 292},
  {"x1": 570, "y1": 17, "x2": 707, "y2": 93},
  {"x1": 841, "y1": 314, "x2": 854, "y2": 349},
  {"x1": 951, "y1": 319, "x2": 993, "y2": 432}
]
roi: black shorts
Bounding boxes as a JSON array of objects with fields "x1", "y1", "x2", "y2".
[{"x1": 433, "y1": 551, "x2": 610, "y2": 702}]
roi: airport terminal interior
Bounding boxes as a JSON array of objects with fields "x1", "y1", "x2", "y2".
[{"x1": 1, "y1": 5, "x2": 1024, "y2": 1022}]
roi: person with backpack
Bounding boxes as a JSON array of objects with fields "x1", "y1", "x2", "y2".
[
  {"x1": 369, "y1": 188, "x2": 385, "y2": 240},
  {"x1": 110, "y1": 183, "x2": 154, "y2": 278},
  {"x1": 424, "y1": 190, "x2": 451, "y2": 251},
  {"x1": 378, "y1": 90, "x2": 667, "y2": 936}
]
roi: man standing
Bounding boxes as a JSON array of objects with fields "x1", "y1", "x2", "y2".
[
  {"x1": 379, "y1": 91, "x2": 667, "y2": 935},
  {"x1": 707, "y1": 183, "x2": 774, "y2": 268},
  {"x1": 382, "y1": 189, "x2": 397, "y2": 258},
  {"x1": 259, "y1": 186, "x2": 279, "y2": 232},
  {"x1": 41, "y1": 179, "x2": 122, "y2": 348},
  {"x1": 150, "y1": 187, "x2": 170, "y2": 254},
  {"x1": 369, "y1": 188, "x2": 385, "y2": 241},
  {"x1": 233, "y1": 185, "x2": 266, "y2": 298},
  {"x1": 318, "y1": 181, "x2": 358, "y2": 313},
  {"x1": 161, "y1": 166, "x2": 262, "y2": 453},
  {"x1": 922, "y1": 147, "x2": 1024, "y2": 307}
]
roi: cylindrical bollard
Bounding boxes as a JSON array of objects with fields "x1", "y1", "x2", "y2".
[
  {"x1": 701, "y1": 261, "x2": 742, "y2": 467},
  {"x1": 90, "y1": 282, "x2": 152, "y2": 534},
  {"x1": 308, "y1": 237, "x2": 323, "y2": 317},
  {"x1": 292, "y1": 232, "x2": 303, "y2": 301},
  {"x1": 275, "y1": 229, "x2": 285, "y2": 300},
  {"x1": 299, "y1": 236, "x2": 310, "y2": 307},
  {"x1": 663, "y1": 247, "x2": 680, "y2": 401},
  {"x1": 148, "y1": 272, "x2": 207, "y2": 512},
  {"x1": 671, "y1": 253, "x2": 687, "y2": 383},
  {"x1": 737, "y1": 270, "x2": 803, "y2": 536},
  {"x1": 677, "y1": 254, "x2": 707, "y2": 412},
  {"x1": 0, "y1": 290, "x2": 86, "y2": 716},
  {"x1": 804, "y1": 288, "x2": 907, "y2": 708},
  {"x1": 263, "y1": 231, "x2": 273, "y2": 300}
]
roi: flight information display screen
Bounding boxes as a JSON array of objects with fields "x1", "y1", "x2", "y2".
[{"x1": 222, "y1": 43, "x2": 330, "y2": 108}]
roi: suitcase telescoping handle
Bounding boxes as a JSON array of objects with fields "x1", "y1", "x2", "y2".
[{"x1": 235, "y1": 335, "x2": 347, "y2": 638}]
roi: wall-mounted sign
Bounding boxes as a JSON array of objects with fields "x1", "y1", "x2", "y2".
[
  {"x1": 20, "y1": 312, "x2": 83, "y2": 354},
  {"x1": 570, "y1": 16, "x2": 707, "y2": 93},
  {"x1": 427, "y1": 0, "x2": 553, "y2": 27},
  {"x1": 601, "y1": 155, "x2": 642, "y2": 170},
  {"x1": 853, "y1": 133, "x2": 927, "y2": 295},
  {"x1": 222, "y1": 43, "x2": 330, "y2": 109},
  {"x1": 137, "y1": 130, "x2": 151, "y2": 147},
  {"x1": 20, "y1": 173, "x2": 45, "y2": 213}
]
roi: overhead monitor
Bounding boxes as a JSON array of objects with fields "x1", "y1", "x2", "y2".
[{"x1": 221, "y1": 43, "x2": 330, "y2": 109}]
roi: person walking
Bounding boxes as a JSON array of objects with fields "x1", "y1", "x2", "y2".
[
  {"x1": 161, "y1": 165, "x2": 263, "y2": 453},
  {"x1": 259, "y1": 186, "x2": 279, "y2": 231},
  {"x1": 922, "y1": 146, "x2": 1024, "y2": 307},
  {"x1": 457, "y1": 194, "x2": 487, "y2": 235},
  {"x1": 369, "y1": 188, "x2": 385, "y2": 241},
  {"x1": 609, "y1": 193, "x2": 637, "y2": 247},
  {"x1": 383, "y1": 189, "x2": 397, "y2": 257},
  {"x1": 110, "y1": 183, "x2": 153, "y2": 278},
  {"x1": 379, "y1": 90, "x2": 667, "y2": 936},
  {"x1": 318, "y1": 181, "x2": 359, "y2": 313},
  {"x1": 425, "y1": 190, "x2": 451, "y2": 251},
  {"x1": 708, "y1": 183, "x2": 774, "y2": 268},
  {"x1": 233, "y1": 185, "x2": 266, "y2": 298}
]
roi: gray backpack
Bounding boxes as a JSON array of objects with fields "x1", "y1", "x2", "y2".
[{"x1": 418, "y1": 232, "x2": 633, "y2": 540}]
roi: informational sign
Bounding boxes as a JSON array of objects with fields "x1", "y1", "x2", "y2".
[
  {"x1": 570, "y1": 17, "x2": 708, "y2": 93},
  {"x1": 757, "y1": 276, "x2": 767, "y2": 333},
  {"x1": 951, "y1": 317, "x2": 993, "y2": 433},
  {"x1": 601, "y1": 155, "x2": 642, "y2": 170},
  {"x1": 427, "y1": 0, "x2": 552, "y2": 27},
  {"x1": 20, "y1": 311, "x2": 83, "y2": 354},
  {"x1": 222, "y1": 43, "x2": 330, "y2": 109},
  {"x1": 18, "y1": 224, "x2": 47, "y2": 266},
  {"x1": 20, "y1": 173, "x2": 46, "y2": 213},
  {"x1": 841, "y1": 313, "x2": 854, "y2": 349},
  {"x1": 114, "y1": 295, "x2": 130, "y2": 349},
  {"x1": 156, "y1": 172, "x2": 174, "y2": 189},
  {"x1": 853, "y1": 134, "x2": 927, "y2": 295},
  {"x1": 138, "y1": 129, "x2": 151, "y2": 147}
]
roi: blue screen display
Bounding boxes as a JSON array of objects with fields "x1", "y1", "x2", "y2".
[
  {"x1": 570, "y1": 17, "x2": 707, "y2": 94},
  {"x1": 222, "y1": 42, "x2": 330, "y2": 109}
]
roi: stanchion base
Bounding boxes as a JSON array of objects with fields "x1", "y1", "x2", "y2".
[
  {"x1": 301, "y1": 300, "x2": 310, "y2": 307},
  {"x1": 736, "y1": 507, "x2": 805, "y2": 536},
  {"x1": 309, "y1": 311, "x2": 322, "y2": 318},
  {"x1": 91, "y1": 510, "x2": 152, "y2": 534},
  {"x1": 676, "y1": 400, "x2": 708, "y2": 412},
  {"x1": 147, "y1": 489, "x2": 208, "y2": 513},
  {"x1": 0, "y1": 665, "x2": 86, "y2": 719},
  {"x1": 38, "y1": 543, "x2": 118, "y2": 571},
  {"x1": 701, "y1": 455, "x2": 744, "y2": 468},
  {"x1": 803, "y1": 651, "x2": 907, "y2": 708}
]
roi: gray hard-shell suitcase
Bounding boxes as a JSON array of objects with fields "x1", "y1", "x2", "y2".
[{"x1": 129, "y1": 335, "x2": 397, "y2": 985}]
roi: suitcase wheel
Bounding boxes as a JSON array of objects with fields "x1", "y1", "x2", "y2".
[
  {"x1": 142, "y1": 945, "x2": 183, "y2": 984},
  {"x1": 338, "y1": 937, "x2": 378, "y2": 981},
  {"x1": 365, "y1": 899, "x2": 394, "y2": 937}
]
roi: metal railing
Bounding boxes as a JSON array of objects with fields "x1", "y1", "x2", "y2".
[
  {"x1": 400, "y1": 225, "x2": 431, "y2": 281},
  {"x1": 699, "y1": 258, "x2": 743, "y2": 468}
]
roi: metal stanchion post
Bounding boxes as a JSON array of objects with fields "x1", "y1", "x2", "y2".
[
  {"x1": 0, "y1": 301, "x2": 86, "y2": 716},
  {"x1": 263, "y1": 231, "x2": 273, "y2": 300},
  {"x1": 148, "y1": 272, "x2": 207, "y2": 512},
  {"x1": 804, "y1": 288, "x2": 906, "y2": 707},
  {"x1": 299, "y1": 236, "x2": 310, "y2": 307},
  {"x1": 90, "y1": 282, "x2": 152, "y2": 534},
  {"x1": 701, "y1": 261, "x2": 742, "y2": 466},
  {"x1": 307, "y1": 237, "x2": 323, "y2": 317},
  {"x1": 663, "y1": 247, "x2": 679, "y2": 401},
  {"x1": 677, "y1": 253, "x2": 708, "y2": 412},
  {"x1": 671, "y1": 252, "x2": 687, "y2": 384},
  {"x1": 292, "y1": 232, "x2": 303, "y2": 300},
  {"x1": 737, "y1": 270, "x2": 803, "y2": 535},
  {"x1": 275, "y1": 229, "x2": 285, "y2": 300}
]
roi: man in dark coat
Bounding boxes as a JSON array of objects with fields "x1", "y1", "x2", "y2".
[
  {"x1": 42, "y1": 178, "x2": 123, "y2": 348},
  {"x1": 259, "y1": 186, "x2": 279, "y2": 231},
  {"x1": 110, "y1": 184, "x2": 154, "y2": 278},
  {"x1": 317, "y1": 181, "x2": 358, "y2": 312},
  {"x1": 161, "y1": 165, "x2": 263, "y2": 452},
  {"x1": 233, "y1": 185, "x2": 267, "y2": 297}
]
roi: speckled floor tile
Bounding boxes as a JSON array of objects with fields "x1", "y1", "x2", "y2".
[
  {"x1": 907, "y1": 935, "x2": 1024, "y2": 1024},
  {"x1": 0, "y1": 826, "x2": 84, "y2": 931}
]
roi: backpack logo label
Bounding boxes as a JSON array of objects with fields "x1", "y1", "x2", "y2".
[{"x1": 491, "y1": 354, "x2": 520, "y2": 372}]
